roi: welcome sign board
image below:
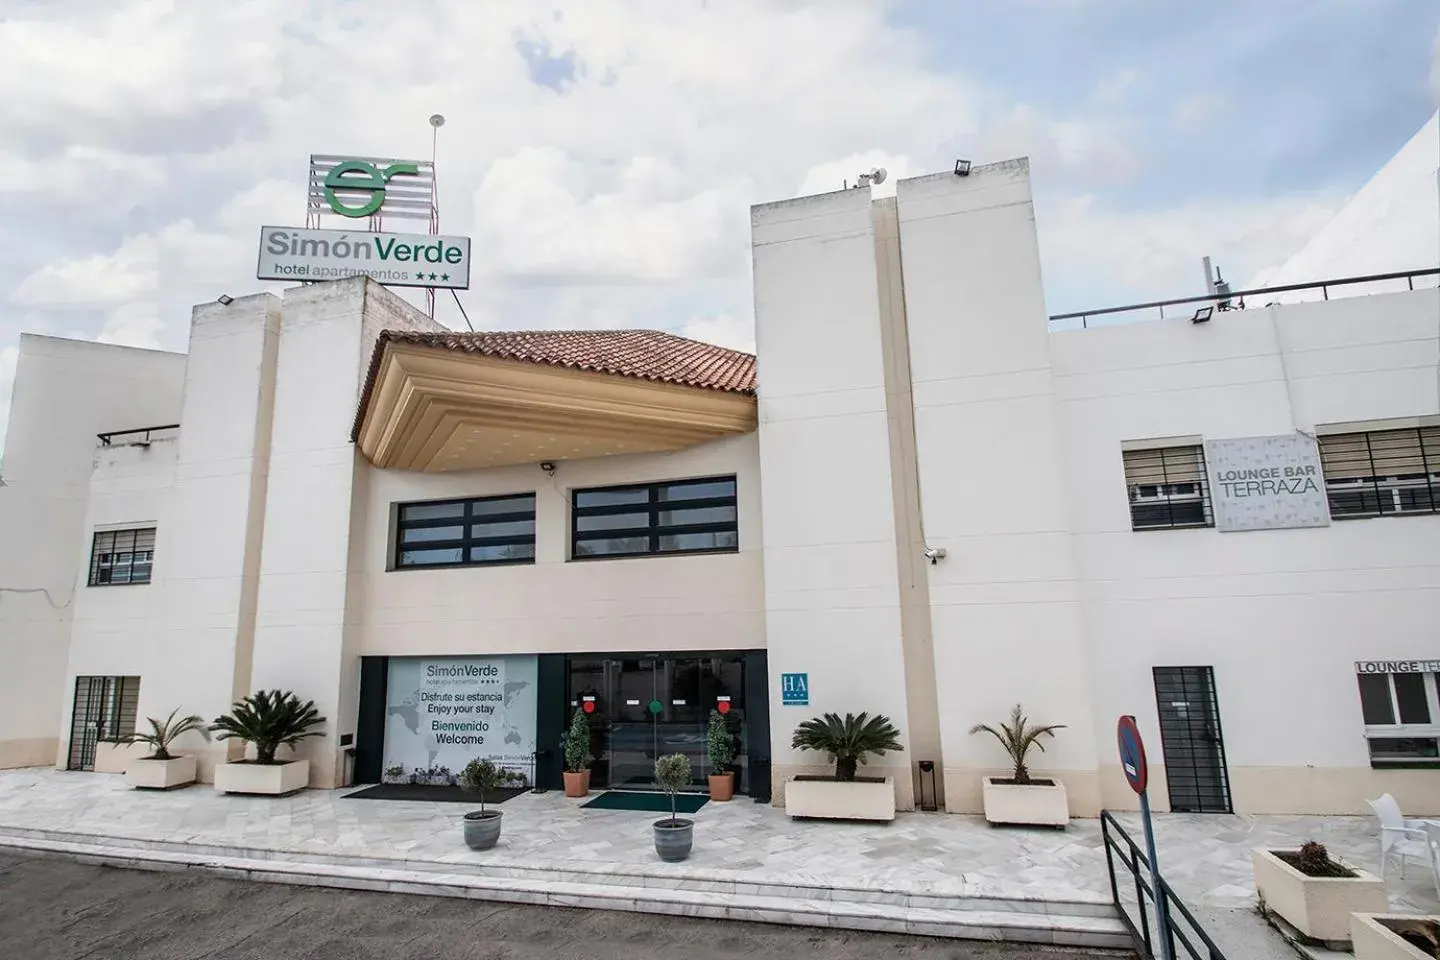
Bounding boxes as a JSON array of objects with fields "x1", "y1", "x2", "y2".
[
  {"x1": 382, "y1": 655, "x2": 537, "y2": 778},
  {"x1": 257, "y1": 226, "x2": 471, "y2": 289}
]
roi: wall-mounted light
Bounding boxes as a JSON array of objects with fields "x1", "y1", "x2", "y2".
[
  {"x1": 539, "y1": 461, "x2": 556, "y2": 476},
  {"x1": 953, "y1": 159, "x2": 972, "y2": 177},
  {"x1": 1191, "y1": 306, "x2": 1213, "y2": 324},
  {"x1": 217, "y1": 294, "x2": 234, "y2": 306}
]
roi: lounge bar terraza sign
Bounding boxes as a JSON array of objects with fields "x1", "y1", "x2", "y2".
[
  {"x1": 1204, "y1": 433, "x2": 1331, "y2": 532},
  {"x1": 256, "y1": 226, "x2": 471, "y2": 289}
]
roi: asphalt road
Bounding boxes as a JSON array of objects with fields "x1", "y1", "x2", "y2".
[{"x1": 0, "y1": 853, "x2": 1125, "y2": 960}]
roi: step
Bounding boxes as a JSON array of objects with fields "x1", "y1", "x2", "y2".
[
  {"x1": 0, "y1": 832, "x2": 1131, "y2": 949},
  {"x1": 0, "y1": 824, "x2": 1116, "y2": 919}
]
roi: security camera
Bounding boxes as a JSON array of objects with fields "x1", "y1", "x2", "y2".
[{"x1": 923, "y1": 546, "x2": 947, "y2": 565}]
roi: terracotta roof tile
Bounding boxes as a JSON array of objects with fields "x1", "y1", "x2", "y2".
[{"x1": 353, "y1": 329, "x2": 756, "y2": 441}]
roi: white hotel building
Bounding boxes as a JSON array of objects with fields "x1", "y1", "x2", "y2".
[{"x1": 1, "y1": 143, "x2": 1437, "y2": 818}]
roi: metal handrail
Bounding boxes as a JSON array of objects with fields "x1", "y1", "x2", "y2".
[
  {"x1": 96, "y1": 424, "x2": 179, "y2": 446},
  {"x1": 1051, "y1": 267, "x2": 1440, "y2": 328},
  {"x1": 1101, "y1": 810, "x2": 1230, "y2": 960}
]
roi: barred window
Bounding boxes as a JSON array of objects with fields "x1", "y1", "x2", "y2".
[
  {"x1": 573, "y1": 476, "x2": 738, "y2": 559},
  {"x1": 394, "y1": 494, "x2": 536, "y2": 568},
  {"x1": 88, "y1": 528, "x2": 155, "y2": 586},
  {"x1": 1319, "y1": 427, "x2": 1440, "y2": 519},
  {"x1": 1123, "y1": 445, "x2": 1213, "y2": 530}
]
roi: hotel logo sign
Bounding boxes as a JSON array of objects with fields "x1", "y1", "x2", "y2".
[
  {"x1": 307, "y1": 154, "x2": 434, "y2": 222},
  {"x1": 1204, "y1": 433, "x2": 1331, "y2": 532},
  {"x1": 257, "y1": 226, "x2": 471, "y2": 289}
]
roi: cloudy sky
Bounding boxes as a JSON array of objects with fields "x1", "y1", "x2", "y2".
[{"x1": 1, "y1": 0, "x2": 1438, "y2": 455}]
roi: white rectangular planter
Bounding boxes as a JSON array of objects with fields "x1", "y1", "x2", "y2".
[
  {"x1": 1252, "y1": 848, "x2": 1388, "y2": 944},
  {"x1": 981, "y1": 776, "x2": 1069, "y2": 827},
  {"x1": 94, "y1": 741, "x2": 150, "y2": 774},
  {"x1": 785, "y1": 777, "x2": 895, "y2": 821},
  {"x1": 125, "y1": 755, "x2": 197, "y2": 789},
  {"x1": 213, "y1": 760, "x2": 309, "y2": 796},
  {"x1": 1352, "y1": 914, "x2": 1440, "y2": 960}
]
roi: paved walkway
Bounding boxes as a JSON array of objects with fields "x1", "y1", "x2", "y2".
[{"x1": 0, "y1": 768, "x2": 1435, "y2": 949}]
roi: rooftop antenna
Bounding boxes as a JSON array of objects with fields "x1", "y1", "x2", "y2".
[
  {"x1": 426, "y1": 113, "x2": 445, "y2": 321},
  {"x1": 856, "y1": 167, "x2": 888, "y2": 188}
]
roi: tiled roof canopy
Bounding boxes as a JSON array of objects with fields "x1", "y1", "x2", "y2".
[{"x1": 354, "y1": 328, "x2": 757, "y2": 441}]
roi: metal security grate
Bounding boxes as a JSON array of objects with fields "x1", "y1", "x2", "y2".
[
  {"x1": 1319, "y1": 427, "x2": 1440, "y2": 519},
  {"x1": 88, "y1": 528, "x2": 156, "y2": 585},
  {"x1": 66, "y1": 676, "x2": 141, "y2": 771},
  {"x1": 1123, "y1": 446, "x2": 1214, "y2": 530},
  {"x1": 1153, "y1": 666, "x2": 1232, "y2": 813}
]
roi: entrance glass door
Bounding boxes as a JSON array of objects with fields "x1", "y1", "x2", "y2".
[{"x1": 567, "y1": 653, "x2": 748, "y2": 792}]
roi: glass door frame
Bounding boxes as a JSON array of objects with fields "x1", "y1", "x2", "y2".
[{"x1": 565, "y1": 650, "x2": 753, "y2": 794}]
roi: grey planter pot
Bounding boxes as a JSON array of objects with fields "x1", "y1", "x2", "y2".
[
  {"x1": 463, "y1": 811, "x2": 503, "y2": 850},
  {"x1": 653, "y1": 818, "x2": 693, "y2": 862}
]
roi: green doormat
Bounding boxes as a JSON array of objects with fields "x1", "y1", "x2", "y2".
[{"x1": 581, "y1": 791, "x2": 709, "y2": 813}]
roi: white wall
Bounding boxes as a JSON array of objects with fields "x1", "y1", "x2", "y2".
[
  {"x1": 0, "y1": 335, "x2": 185, "y2": 768},
  {"x1": 1053, "y1": 288, "x2": 1440, "y2": 813},
  {"x1": 249, "y1": 278, "x2": 446, "y2": 787},
  {"x1": 353, "y1": 434, "x2": 764, "y2": 657},
  {"x1": 751, "y1": 187, "x2": 916, "y2": 806},
  {"x1": 895, "y1": 162, "x2": 1102, "y2": 815}
]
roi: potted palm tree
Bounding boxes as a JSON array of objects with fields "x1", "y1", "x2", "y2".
[
  {"x1": 652, "y1": 753, "x2": 694, "y2": 862},
  {"x1": 121, "y1": 708, "x2": 209, "y2": 789},
  {"x1": 210, "y1": 690, "x2": 325, "y2": 795},
  {"x1": 786, "y1": 712, "x2": 903, "y2": 821},
  {"x1": 459, "y1": 759, "x2": 524, "y2": 851},
  {"x1": 706, "y1": 709, "x2": 735, "y2": 801},
  {"x1": 971, "y1": 704, "x2": 1069, "y2": 826},
  {"x1": 562, "y1": 708, "x2": 593, "y2": 798}
]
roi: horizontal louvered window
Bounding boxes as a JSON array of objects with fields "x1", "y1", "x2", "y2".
[
  {"x1": 394, "y1": 494, "x2": 536, "y2": 568},
  {"x1": 1123, "y1": 445, "x2": 1213, "y2": 530},
  {"x1": 88, "y1": 528, "x2": 156, "y2": 586},
  {"x1": 1319, "y1": 427, "x2": 1440, "y2": 519},
  {"x1": 573, "y1": 476, "x2": 738, "y2": 559}
]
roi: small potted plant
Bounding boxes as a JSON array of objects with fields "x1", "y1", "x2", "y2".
[
  {"x1": 121, "y1": 708, "x2": 209, "y2": 789},
  {"x1": 786, "y1": 712, "x2": 903, "y2": 821},
  {"x1": 971, "y1": 704, "x2": 1068, "y2": 827},
  {"x1": 652, "y1": 753, "x2": 694, "y2": 862},
  {"x1": 706, "y1": 709, "x2": 735, "y2": 801},
  {"x1": 1253, "y1": 840, "x2": 1386, "y2": 945},
  {"x1": 562, "y1": 707, "x2": 593, "y2": 798},
  {"x1": 459, "y1": 759, "x2": 523, "y2": 851},
  {"x1": 210, "y1": 690, "x2": 325, "y2": 795}
]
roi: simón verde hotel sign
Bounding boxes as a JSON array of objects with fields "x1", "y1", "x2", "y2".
[{"x1": 256, "y1": 154, "x2": 471, "y2": 289}]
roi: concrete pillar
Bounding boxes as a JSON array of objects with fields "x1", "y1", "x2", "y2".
[
  {"x1": 149, "y1": 292, "x2": 281, "y2": 781},
  {"x1": 895, "y1": 161, "x2": 1102, "y2": 815},
  {"x1": 751, "y1": 189, "x2": 916, "y2": 809}
]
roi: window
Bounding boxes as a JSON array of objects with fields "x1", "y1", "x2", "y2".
[
  {"x1": 394, "y1": 494, "x2": 536, "y2": 568},
  {"x1": 1355, "y1": 665, "x2": 1440, "y2": 766},
  {"x1": 1319, "y1": 427, "x2": 1440, "y2": 519},
  {"x1": 572, "y1": 476, "x2": 738, "y2": 559},
  {"x1": 1123, "y1": 445, "x2": 1213, "y2": 530},
  {"x1": 88, "y1": 527, "x2": 155, "y2": 586}
]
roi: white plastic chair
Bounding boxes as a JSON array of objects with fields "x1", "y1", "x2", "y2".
[{"x1": 1368, "y1": 793, "x2": 1440, "y2": 900}]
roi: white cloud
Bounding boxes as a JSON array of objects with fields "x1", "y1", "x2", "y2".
[
  {"x1": 1172, "y1": 93, "x2": 1222, "y2": 134},
  {"x1": 680, "y1": 313, "x2": 755, "y2": 353},
  {"x1": 12, "y1": 233, "x2": 159, "y2": 309},
  {"x1": 1039, "y1": 191, "x2": 1343, "y2": 312},
  {"x1": 983, "y1": 105, "x2": 1144, "y2": 185}
]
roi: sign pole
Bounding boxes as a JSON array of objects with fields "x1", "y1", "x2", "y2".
[
  {"x1": 1117, "y1": 715, "x2": 1172, "y2": 960},
  {"x1": 1138, "y1": 786, "x2": 1173, "y2": 960}
]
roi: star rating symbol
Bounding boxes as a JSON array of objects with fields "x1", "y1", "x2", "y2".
[{"x1": 440, "y1": 273, "x2": 450, "y2": 281}]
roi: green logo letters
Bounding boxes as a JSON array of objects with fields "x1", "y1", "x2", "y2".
[{"x1": 323, "y1": 160, "x2": 419, "y2": 218}]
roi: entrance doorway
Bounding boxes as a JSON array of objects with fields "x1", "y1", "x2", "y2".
[
  {"x1": 1152, "y1": 666, "x2": 1232, "y2": 813},
  {"x1": 66, "y1": 675, "x2": 141, "y2": 771},
  {"x1": 567, "y1": 654, "x2": 749, "y2": 793}
]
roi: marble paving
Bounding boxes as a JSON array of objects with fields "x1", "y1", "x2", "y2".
[{"x1": 0, "y1": 767, "x2": 1434, "y2": 916}]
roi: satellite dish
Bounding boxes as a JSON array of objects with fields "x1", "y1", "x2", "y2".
[
  {"x1": 429, "y1": 114, "x2": 446, "y2": 128},
  {"x1": 870, "y1": 167, "x2": 887, "y2": 185}
]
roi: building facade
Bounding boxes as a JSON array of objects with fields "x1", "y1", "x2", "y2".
[{"x1": 1, "y1": 159, "x2": 1436, "y2": 816}]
